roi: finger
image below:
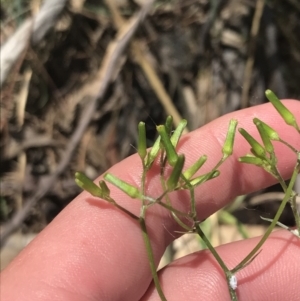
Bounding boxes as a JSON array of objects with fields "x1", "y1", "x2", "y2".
[
  {"x1": 142, "y1": 230, "x2": 300, "y2": 301},
  {"x1": 1, "y1": 101, "x2": 299, "y2": 301}
]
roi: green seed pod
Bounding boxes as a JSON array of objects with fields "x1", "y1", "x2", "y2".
[
  {"x1": 157, "y1": 125, "x2": 178, "y2": 166},
  {"x1": 239, "y1": 128, "x2": 266, "y2": 159},
  {"x1": 238, "y1": 155, "x2": 265, "y2": 166},
  {"x1": 183, "y1": 155, "x2": 207, "y2": 180},
  {"x1": 265, "y1": 90, "x2": 298, "y2": 129},
  {"x1": 104, "y1": 173, "x2": 141, "y2": 199},
  {"x1": 165, "y1": 115, "x2": 173, "y2": 135},
  {"x1": 170, "y1": 119, "x2": 187, "y2": 148},
  {"x1": 99, "y1": 180, "x2": 110, "y2": 197},
  {"x1": 253, "y1": 118, "x2": 280, "y2": 141},
  {"x1": 146, "y1": 135, "x2": 161, "y2": 169},
  {"x1": 138, "y1": 122, "x2": 147, "y2": 160},
  {"x1": 222, "y1": 119, "x2": 238, "y2": 157},
  {"x1": 254, "y1": 119, "x2": 274, "y2": 154},
  {"x1": 75, "y1": 172, "x2": 103, "y2": 198},
  {"x1": 167, "y1": 154, "x2": 185, "y2": 190}
]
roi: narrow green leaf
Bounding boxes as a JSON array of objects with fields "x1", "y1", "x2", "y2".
[
  {"x1": 138, "y1": 122, "x2": 147, "y2": 160},
  {"x1": 75, "y1": 172, "x2": 103, "y2": 198},
  {"x1": 170, "y1": 119, "x2": 187, "y2": 147},
  {"x1": 183, "y1": 155, "x2": 207, "y2": 180},
  {"x1": 222, "y1": 119, "x2": 238, "y2": 157},
  {"x1": 253, "y1": 119, "x2": 274, "y2": 153},
  {"x1": 167, "y1": 154, "x2": 185, "y2": 190},
  {"x1": 189, "y1": 170, "x2": 220, "y2": 187},
  {"x1": 265, "y1": 90, "x2": 299, "y2": 129},
  {"x1": 239, "y1": 128, "x2": 266, "y2": 158},
  {"x1": 104, "y1": 173, "x2": 141, "y2": 199},
  {"x1": 157, "y1": 125, "x2": 178, "y2": 166}
]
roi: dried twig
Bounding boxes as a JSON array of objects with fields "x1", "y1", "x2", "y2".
[
  {"x1": 0, "y1": 0, "x2": 68, "y2": 86},
  {"x1": 241, "y1": 0, "x2": 265, "y2": 108},
  {"x1": 0, "y1": 0, "x2": 155, "y2": 247}
]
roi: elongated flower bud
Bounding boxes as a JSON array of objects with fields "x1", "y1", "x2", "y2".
[
  {"x1": 254, "y1": 119, "x2": 274, "y2": 154},
  {"x1": 146, "y1": 135, "x2": 161, "y2": 169},
  {"x1": 167, "y1": 154, "x2": 185, "y2": 190},
  {"x1": 157, "y1": 125, "x2": 178, "y2": 166},
  {"x1": 75, "y1": 172, "x2": 103, "y2": 198},
  {"x1": 165, "y1": 115, "x2": 173, "y2": 135},
  {"x1": 104, "y1": 173, "x2": 141, "y2": 199},
  {"x1": 265, "y1": 90, "x2": 299, "y2": 130},
  {"x1": 253, "y1": 118, "x2": 280, "y2": 141},
  {"x1": 239, "y1": 128, "x2": 266, "y2": 159},
  {"x1": 183, "y1": 155, "x2": 207, "y2": 180},
  {"x1": 170, "y1": 119, "x2": 187, "y2": 147},
  {"x1": 222, "y1": 119, "x2": 238, "y2": 157},
  {"x1": 238, "y1": 155, "x2": 265, "y2": 166},
  {"x1": 138, "y1": 122, "x2": 147, "y2": 160},
  {"x1": 99, "y1": 180, "x2": 110, "y2": 197}
]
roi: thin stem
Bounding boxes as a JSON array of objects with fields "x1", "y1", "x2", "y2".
[
  {"x1": 158, "y1": 153, "x2": 195, "y2": 229},
  {"x1": 265, "y1": 159, "x2": 300, "y2": 233},
  {"x1": 104, "y1": 196, "x2": 140, "y2": 220},
  {"x1": 113, "y1": 202, "x2": 140, "y2": 220},
  {"x1": 267, "y1": 155, "x2": 300, "y2": 233},
  {"x1": 291, "y1": 158, "x2": 300, "y2": 233},
  {"x1": 140, "y1": 209, "x2": 167, "y2": 301},
  {"x1": 231, "y1": 164, "x2": 299, "y2": 274},
  {"x1": 195, "y1": 223, "x2": 229, "y2": 272},
  {"x1": 195, "y1": 223, "x2": 238, "y2": 301},
  {"x1": 141, "y1": 161, "x2": 147, "y2": 205},
  {"x1": 140, "y1": 161, "x2": 167, "y2": 301},
  {"x1": 279, "y1": 138, "x2": 299, "y2": 153},
  {"x1": 144, "y1": 175, "x2": 193, "y2": 220},
  {"x1": 180, "y1": 174, "x2": 196, "y2": 218}
]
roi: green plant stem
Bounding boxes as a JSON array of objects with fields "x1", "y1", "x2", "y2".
[
  {"x1": 270, "y1": 161, "x2": 300, "y2": 233},
  {"x1": 195, "y1": 223, "x2": 238, "y2": 301},
  {"x1": 279, "y1": 138, "x2": 299, "y2": 153},
  {"x1": 102, "y1": 196, "x2": 140, "y2": 220},
  {"x1": 143, "y1": 192, "x2": 193, "y2": 221},
  {"x1": 266, "y1": 155, "x2": 300, "y2": 235},
  {"x1": 112, "y1": 201, "x2": 140, "y2": 220},
  {"x1": 157, "y1": 155, "x2": 195, "y2": 230},
  {"x1": 180, "y1": 174, "x2": 196, "y2": 218},
  {"x1": 140, "y1": 163, "x2": 167, "y2": 301},
  {"x1": 195, "y1": 223, "x2": 229, "y2": 272},
  {"x1": 291, "y1": 157, "x2": 300, "y2": 233},
  {"x1": 231, "y1": 164, "x2": 299, "y2": 274},
  {"x1": 291, "y1": 193, "x2": 300, "y2": 234},
  {"x1": 139, "y1": 210, "x2": 167, "y2": 301}
]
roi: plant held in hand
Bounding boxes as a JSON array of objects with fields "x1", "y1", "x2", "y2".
[{"x1": 75, "y1": 90, "x2": 299, "y2": 301}]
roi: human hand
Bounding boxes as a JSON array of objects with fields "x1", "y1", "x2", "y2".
[{"x1": 1, "y1": 101, "x2": 300, "y2": 301}]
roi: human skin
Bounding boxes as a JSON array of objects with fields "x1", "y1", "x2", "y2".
[{"x1": 1, "y1": 101, "x2": 300, "y2": 301}]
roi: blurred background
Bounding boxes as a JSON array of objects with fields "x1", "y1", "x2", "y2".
[{"x1": 1, "y1": 0, "x2": 300, "y2": 270}]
